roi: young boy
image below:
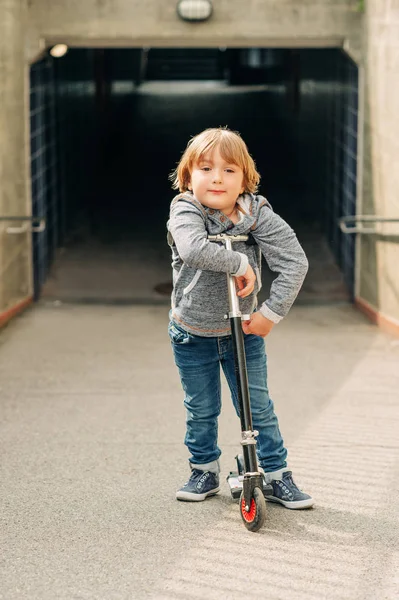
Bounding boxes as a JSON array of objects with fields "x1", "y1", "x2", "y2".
[{"x1": 167, "y1": 127, "x2": 313, "y2": 509}]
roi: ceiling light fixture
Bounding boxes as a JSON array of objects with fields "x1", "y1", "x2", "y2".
[
  {"x1": 176, "y1": 0, "x2": 213, "y2": 22},
  {"x1": 49, "y1": 44, "x2": 69, "y2": 58}
]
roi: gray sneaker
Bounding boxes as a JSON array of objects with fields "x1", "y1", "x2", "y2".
[
  {"x1": 264, "y1": 471, "x2": 314, "y2": 509},
  {"x1": 176, "y1": 469, "x2": 220, "y2": 502}
]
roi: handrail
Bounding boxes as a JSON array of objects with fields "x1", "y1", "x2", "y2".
[
  {"x1": 339, "y1": 216, "x2": 399, "y2": 235},
  {"x1": 0, "y1": 216, "x2": 46, "y2": 233}
]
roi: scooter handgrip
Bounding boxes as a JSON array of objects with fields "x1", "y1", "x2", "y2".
[{"x1": 245, "y1": 233, "x2": 256, "y2": 246}]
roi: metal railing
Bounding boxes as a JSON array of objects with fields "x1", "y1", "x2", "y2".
[
  {"x1": 339, "y1": 216, "x2": 399, "y2": 235},
  {"x1": 0, "y1": 216, "x2": 46, "y2": 234}
]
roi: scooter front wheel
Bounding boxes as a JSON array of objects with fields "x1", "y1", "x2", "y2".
[{"x1": 240, "y1": 486, "x2": 266, "y2": 532}]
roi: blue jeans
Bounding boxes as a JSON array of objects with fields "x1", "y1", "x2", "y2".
[{"x1": 169, "y1": 321, "x2": 287, "y2": 473}]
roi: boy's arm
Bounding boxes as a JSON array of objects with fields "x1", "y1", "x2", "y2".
[
  {"x1": 252, "y1": 206, "x2": 309, "y2": 323},
  {"x1": 168, "y1": 201, "x2": 248, "y2": 276}
]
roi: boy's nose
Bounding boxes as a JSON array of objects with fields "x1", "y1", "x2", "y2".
[{"x1": 212, "y1": 171, "x2": 223, "y2": 183}]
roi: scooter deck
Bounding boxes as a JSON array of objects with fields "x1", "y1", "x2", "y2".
[{"x1": 227, "y1": 471, "x2": 273, "y2": 500}]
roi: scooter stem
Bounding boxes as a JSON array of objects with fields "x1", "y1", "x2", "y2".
[
  {"x1": 208, "y1": 233, "x2": 259, "y2": 476},
  {"x1": 224, "y1": 236, "x2": 241, "y2": 317}
]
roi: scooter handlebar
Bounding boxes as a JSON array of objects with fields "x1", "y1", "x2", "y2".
[{"x1": 208, "y1": 233, "x2": 256, "y2": 245}]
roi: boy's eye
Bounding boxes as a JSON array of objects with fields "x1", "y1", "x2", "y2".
[{"x1": 200, "y1": 167, "x2": 235, "y2": 172}]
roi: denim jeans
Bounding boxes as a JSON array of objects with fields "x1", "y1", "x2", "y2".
[{"x1": 169, "y1": 321, "x2": 288, "y2": 473}]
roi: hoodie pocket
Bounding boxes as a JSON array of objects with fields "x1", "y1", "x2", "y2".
[{"x1": 183, "y1": 269, "x2": 202, "y2": 295}]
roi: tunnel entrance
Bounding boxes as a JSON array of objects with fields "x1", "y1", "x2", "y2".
[{"x1": 29, "y1": 47, "x2": 358, "y2": 306}]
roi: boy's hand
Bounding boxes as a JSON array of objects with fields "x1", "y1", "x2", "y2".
[
  {"x1": 242, "y1": 312, "x2": 274, "y2": 337},
  {"x1": 235, "y1": 265, "x2": 256, "y2": 298}
]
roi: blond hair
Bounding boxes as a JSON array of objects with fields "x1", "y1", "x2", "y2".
[{"x1": 170, "y1": 127, "x2": 260, "y2": 194}]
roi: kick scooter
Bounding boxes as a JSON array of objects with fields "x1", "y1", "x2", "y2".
[{"x1": 208, "y1": 233, "x2": 267, "y2": 532}]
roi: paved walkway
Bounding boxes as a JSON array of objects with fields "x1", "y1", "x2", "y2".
[{"x1": 1, "y1": 302, "x2": 398, "y2": 599}]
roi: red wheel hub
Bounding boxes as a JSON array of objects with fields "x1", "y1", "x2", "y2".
[{"x1": 241, "y1": 497, "x2": 256, "y2": 522}]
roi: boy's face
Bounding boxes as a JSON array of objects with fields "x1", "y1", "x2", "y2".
[{"x1": 188, "y1": 146, "x2": 245, "y2": 215}]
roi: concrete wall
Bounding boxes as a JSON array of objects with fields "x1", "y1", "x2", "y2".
[
  {"x1": 0, "y1": 0, "x2": 362, "y2": 323},
  {"x1": 27, "y1": 0, "x2": 362, "y2": 56},
  {"x1": 6, "y1": 0, "x2": 399, "y2": 334},
  {"x1": 357, "y1": 0, "x2": 399, "y2": 332},
  {"x1": 0, "y1": 0, "x2": 33, "y2": 323}
]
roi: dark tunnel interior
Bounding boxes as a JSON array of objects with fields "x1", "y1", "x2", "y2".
[{"x1": 30, "y1": 47, "x2": 359, "y2": 305}]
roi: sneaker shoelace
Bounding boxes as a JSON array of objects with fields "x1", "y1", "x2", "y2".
[
  {"x1": 280, "y1": 473, "x2": 307, "y2": 499},
  {"x1": 184, "y1": 469, "x2": 207, "y2": 487}
]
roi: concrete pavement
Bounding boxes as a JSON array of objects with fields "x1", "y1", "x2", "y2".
[{"x1": 1, "y1": 302, "x2": 399, "y2": 599}]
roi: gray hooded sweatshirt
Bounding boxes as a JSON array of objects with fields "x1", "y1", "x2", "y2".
[{"x1": 167, "y1": 191, "x2": 308, "y2": 337}]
